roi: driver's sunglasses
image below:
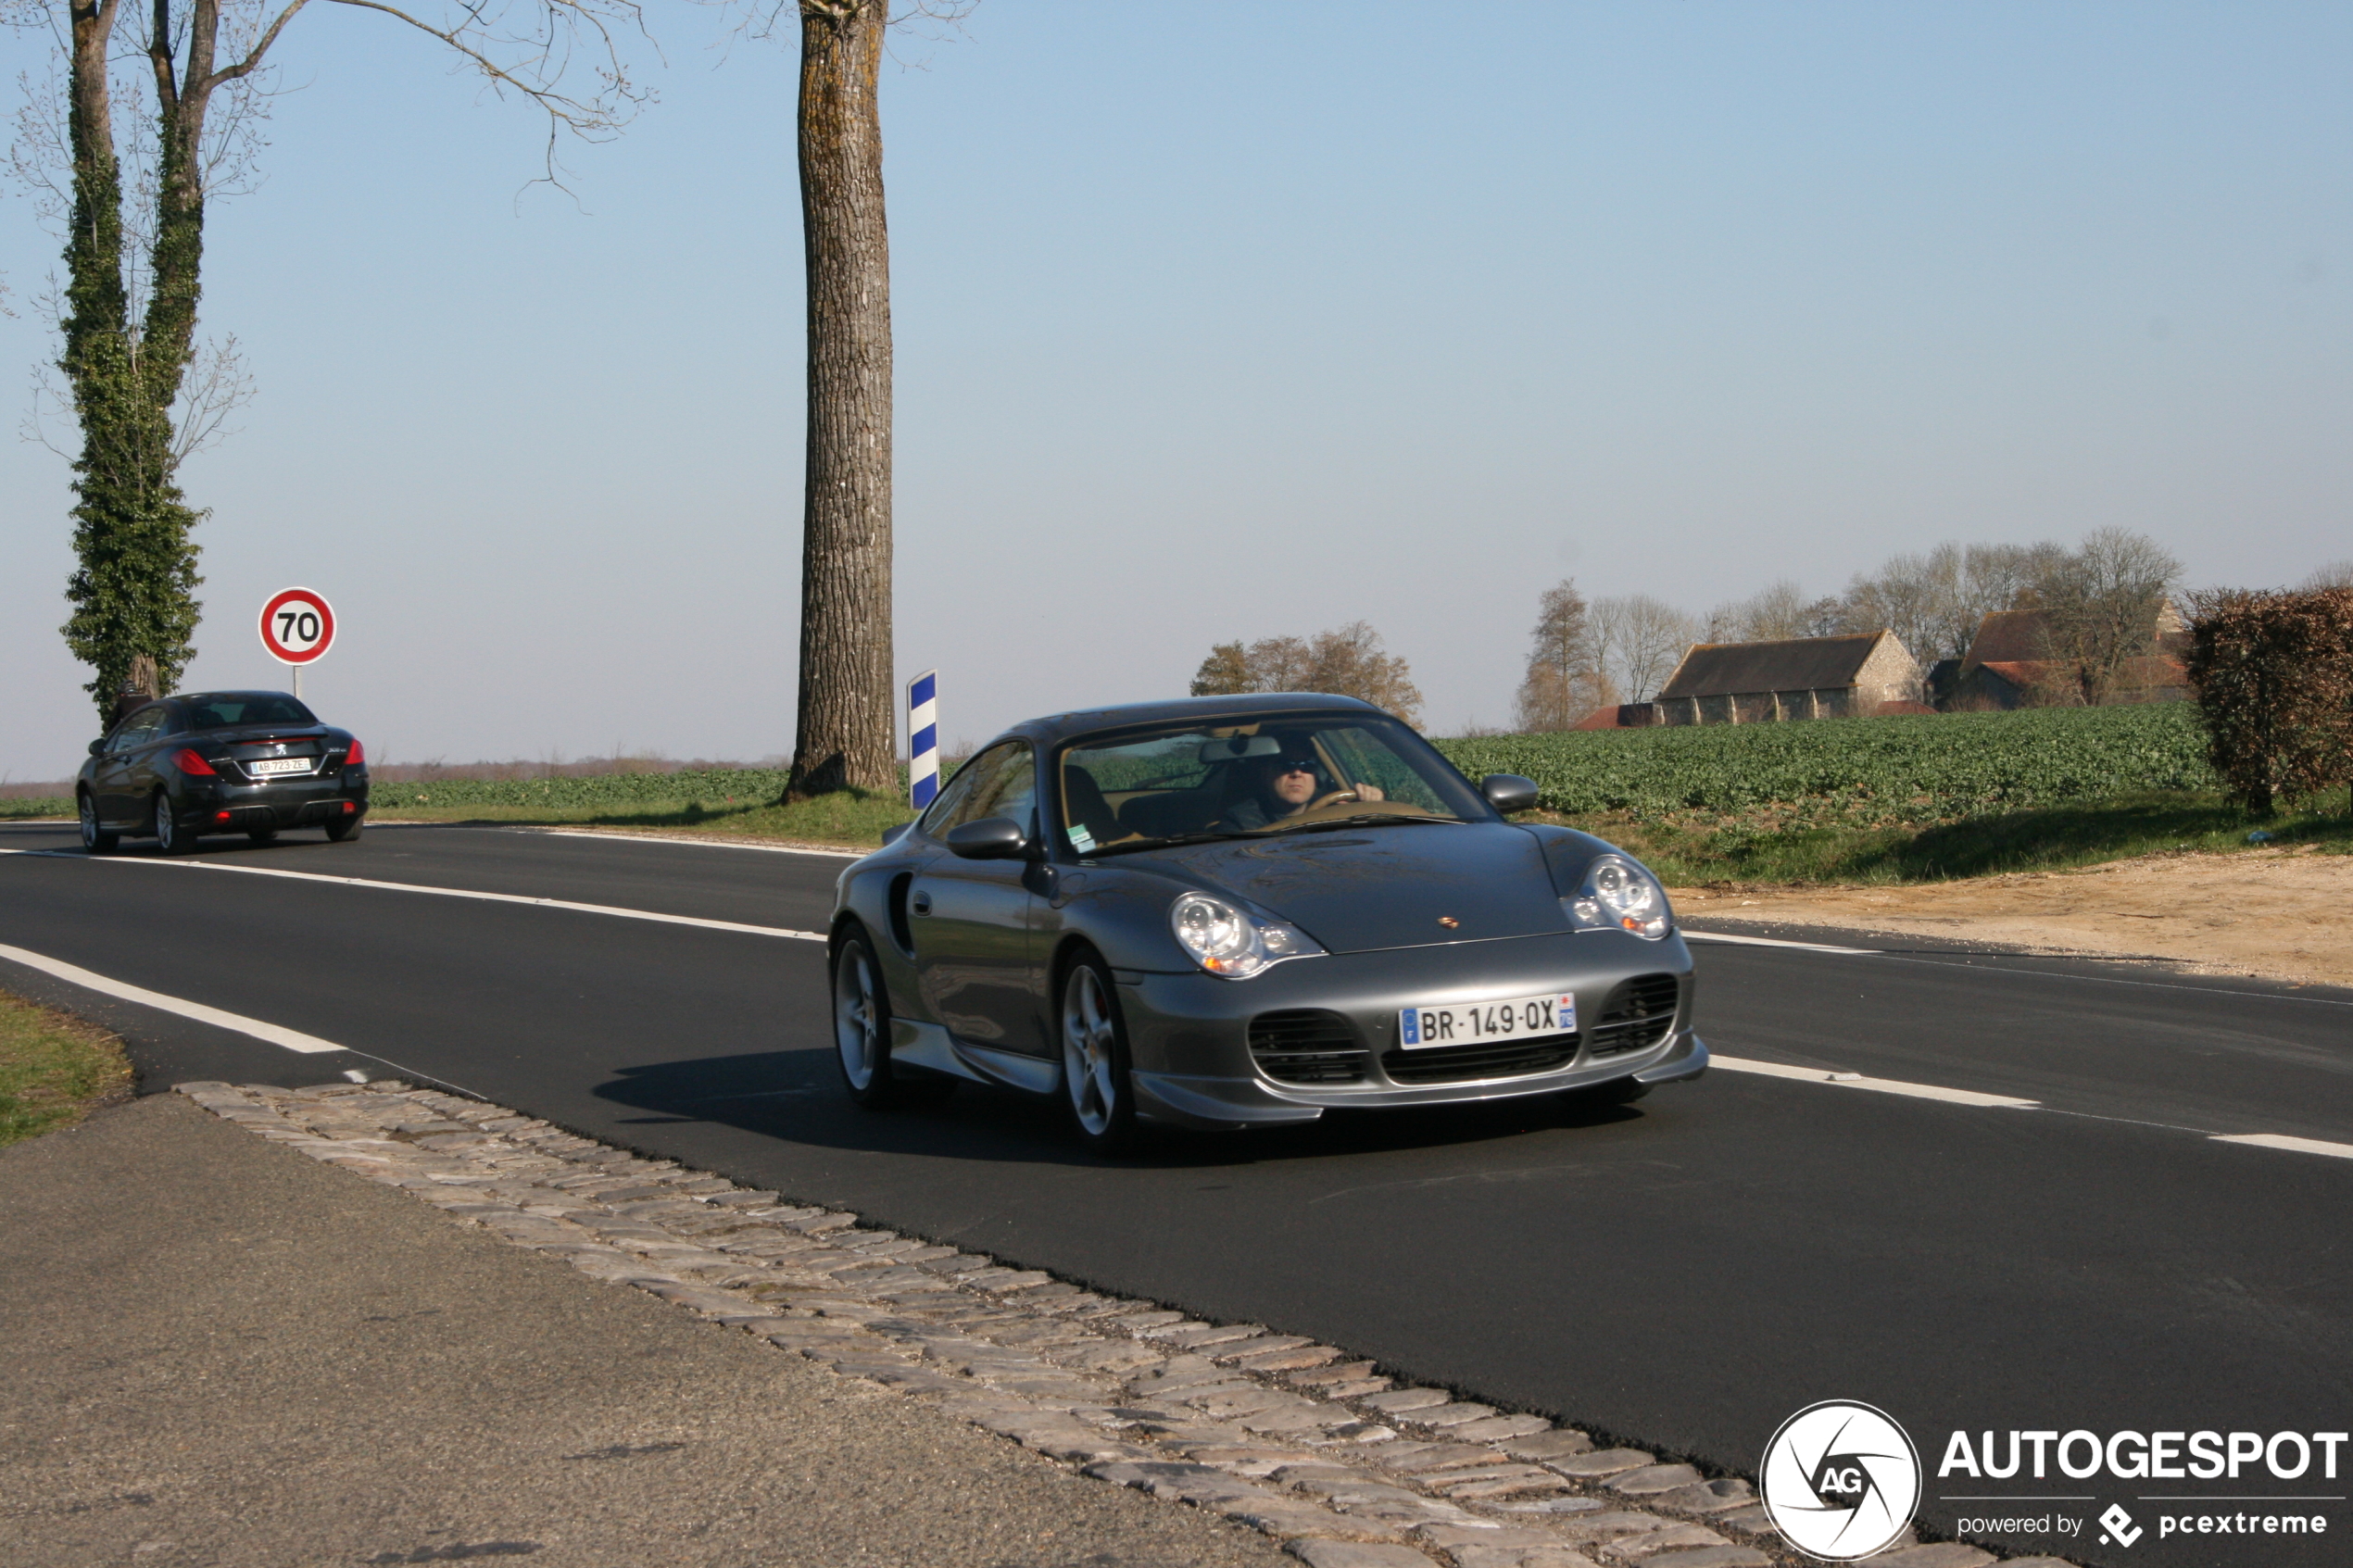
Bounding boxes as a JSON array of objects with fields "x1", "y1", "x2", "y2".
[{"x1": 1276, "y1": 758, "x2": 1318, "y2": 773}]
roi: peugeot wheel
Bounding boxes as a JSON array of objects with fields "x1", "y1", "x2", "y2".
[
  {"x1": 1060, "y1": 952, "x2": 1137, "y2": 1154},
  {"x1": 247, "y1": 827, "x2": 279, "y2": 846},
  {"x1": 323, "y1": 814, "x2": 362, "y2": 843},
  {"x1": 153, "y1": 792, "x2": 195, "y2": 855},
  {"x1": 79, "y1": 792, "x2": 118, "y2": 854}
]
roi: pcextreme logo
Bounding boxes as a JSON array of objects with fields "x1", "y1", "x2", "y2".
[{"x1": 1760, "y1": 1399, "x2": 1923, "y2": 1561}]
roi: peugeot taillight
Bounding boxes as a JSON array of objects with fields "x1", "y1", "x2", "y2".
[
  {"x1": 171, "y1": 748, "x2": 217, "y2": 776},
  {"x1": 345, "y1": 736, "x2": 365, "y2": 767}
]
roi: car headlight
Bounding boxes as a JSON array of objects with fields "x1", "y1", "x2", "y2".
[
  {"x1": 1169, "y1": 891, "x2": 1324, "y2": 979},
  {"x1": 1564, "y1": 853, "x2": 1672, "y2": 940}
]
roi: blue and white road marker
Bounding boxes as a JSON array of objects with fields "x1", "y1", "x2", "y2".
[{"x1": 908, "y1": 670, "x2": 940, "y2": 809}]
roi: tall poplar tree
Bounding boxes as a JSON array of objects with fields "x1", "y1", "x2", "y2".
[{"x1": 18, "y1": 0, "x2": 644, "y2": 723}]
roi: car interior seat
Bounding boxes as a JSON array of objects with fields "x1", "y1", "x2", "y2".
[
  {"x1": 1116, "y1": 786, "x2": 1221, "y2": 838},
  {"x1": 1061, "y1": 768, "x2": 1126, "y2": 847}
]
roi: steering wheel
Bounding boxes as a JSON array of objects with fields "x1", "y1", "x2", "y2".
[{"x1": 1307, "y1": 788, "x2": 1361, "y2": 811}]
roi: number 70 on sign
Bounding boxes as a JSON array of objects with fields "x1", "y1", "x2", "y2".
[{"x1": 258, "y1": 587, "x2": 335, "y2": 665}]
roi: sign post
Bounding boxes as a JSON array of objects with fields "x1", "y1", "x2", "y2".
[
  {"x1": 907, "y1": 670, "x2": 939, "y2": 809},
  {"x1": 258, "y1": 587, "x2": 336, "y2": 699}
]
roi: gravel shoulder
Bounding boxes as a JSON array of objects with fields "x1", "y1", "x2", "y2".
[
  {"x1": 0, "y1": 1093, "x2": 1290, "y2": 1568},
  {"x1": 1671, "y1": 846, "x2": 2353, "y2": 989}
]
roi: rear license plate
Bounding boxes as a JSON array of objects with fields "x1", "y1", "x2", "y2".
[
  {"x1": 249, "y1": 757, "x2": 312, "y2": 776},
  {"x1": 1400, "y1": 991, "x2": 1576, "y2": 1049}
]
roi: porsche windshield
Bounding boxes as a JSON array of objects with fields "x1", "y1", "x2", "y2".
[{"x1": 1055, "y1": 714, "x2": 1489, "y2": 855}]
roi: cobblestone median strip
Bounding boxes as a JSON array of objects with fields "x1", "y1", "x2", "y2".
[{"x1": 173, "y1": 1079, "x2": 2070, "y2": 1568}]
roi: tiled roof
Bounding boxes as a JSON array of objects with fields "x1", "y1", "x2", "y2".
[{"x1": 1656, "y1": 633, "x2": 1892, "y2": 700}]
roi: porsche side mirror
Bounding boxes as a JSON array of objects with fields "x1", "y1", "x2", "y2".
[
  {"x1": 881, "y1": 822, "x2": 913, "y2": 847},
  {"x1": 88, "y1": 737, "x2": 107, "y2": 757},
  {"x1": 1480, "y1": 773, "x2": 1540, "y2": 814},
  {"x1": 944, "y1": 816, "x2": 1034, "y2": 860}
]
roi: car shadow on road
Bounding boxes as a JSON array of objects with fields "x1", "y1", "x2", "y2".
[{"x1": 588, "y1": 1047, "x2": 1655, "y2": 1173}]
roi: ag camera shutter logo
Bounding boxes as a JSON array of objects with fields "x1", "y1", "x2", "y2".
[{"x1": 1761, "y1": 1400, "x2": 1922, "y2": 1560}]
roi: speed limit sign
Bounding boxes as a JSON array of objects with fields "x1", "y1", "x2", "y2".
[{"x1": 259, "y1": 587, "x2": 335, "y2": 667}]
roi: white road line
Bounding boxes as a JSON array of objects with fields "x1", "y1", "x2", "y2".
[
  {"x1": 2211, "y1": 1133, "x2": 2353, "y2": 1160},
  {"x1": 534, "y1": 829, "x2": 867, "y2": 859},
  {"x1": 0, "y1": 942, "x2": 346, "y2": 1054},
  {"x1": 57, "y1": 853, "x2": 828, "y2": 942},
  {"x1": 1716, "y1": 1054, "x2": 2353, "y2": 1157},
  {"x1": 1681, "y1": 929, "x2": 1880, "y2": 955},
  {"x1": 1710, "y1": 1054, "x2": 2042, "y2": 1109},
  {"x1": 1877, "y1": 952, "x2": 2353, "y2": 1009},
  {"x1": 1684, "y1": 921, "x2": 2353, "y2": 1009}
]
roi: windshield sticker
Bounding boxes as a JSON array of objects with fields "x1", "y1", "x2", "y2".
[{"x1": 1067, "y1": 824, "x2": 1096, "y2": 853}]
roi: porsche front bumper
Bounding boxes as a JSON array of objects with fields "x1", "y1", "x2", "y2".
[{"x1": 1114, "y1": 929, "x2": 1705, "y2": 1129}]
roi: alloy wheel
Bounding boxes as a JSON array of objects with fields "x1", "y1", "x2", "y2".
[
  {"x1": 1062, "y1": 964, "x2": 1120, "y2": 1136},
  {"x1": 834, "y1": 940, "x2": 882, "y2": 1092}
]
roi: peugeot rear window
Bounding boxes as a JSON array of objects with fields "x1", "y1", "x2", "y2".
[{"x1": 182, "y1": 695, "x2": 318, "y2": 730}]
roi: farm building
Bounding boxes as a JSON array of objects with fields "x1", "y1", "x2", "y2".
[
  {"x1": 1937, "y1": 604, "x2": 2191, "y2": 709},
  {"x1": 1634, "y1": 631, "x2": 1924, "y2": 726}
]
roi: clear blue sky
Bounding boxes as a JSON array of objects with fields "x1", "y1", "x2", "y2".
[{"x1": 3, "y1": 1, "x2": 2347, "y2": 778}]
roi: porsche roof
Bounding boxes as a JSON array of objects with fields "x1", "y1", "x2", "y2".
[{"x1": 1004, "y1": 693, "x2": 1387, "y2": 746}]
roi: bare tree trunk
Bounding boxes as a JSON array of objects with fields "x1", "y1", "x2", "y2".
[
  {"x1": 787, "y1": 0, "x2": 896, "y2": 799},
  {"x1": 144, "y1": 0, "x2": 224, "y2": 419}
]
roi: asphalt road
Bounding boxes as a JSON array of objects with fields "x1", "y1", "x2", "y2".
[{"x1": 6, "y1": 819, "x2": 2348, "y2": 1568}]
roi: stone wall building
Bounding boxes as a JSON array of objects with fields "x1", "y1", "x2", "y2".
[
  {"x1": 1637, "y1": 631, "x2": 1924, "y2": 727},
  {"x1": 1936, "y1": 604, "x2": 2191, "y2": 709}
]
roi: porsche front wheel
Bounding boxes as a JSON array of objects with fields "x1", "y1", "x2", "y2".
[
  {"x1": 1060, "y1": 952, "x2": 1137, "y2": 1154},
  {"x1": 833, "y1": 929, "x2": 898, "y2": 1108},
  {"x1": 831, "y1": 925, "x2": 950, "y2": 1110}
]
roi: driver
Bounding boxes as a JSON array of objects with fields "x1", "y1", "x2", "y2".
[{"x1": 1219, "y1": 739, "x2": 1385, "y2": 831}]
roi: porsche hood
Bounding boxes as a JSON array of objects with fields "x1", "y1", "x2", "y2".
[{"x1": 1145, "y1": 823, "x2": 1573, "y2": 955}]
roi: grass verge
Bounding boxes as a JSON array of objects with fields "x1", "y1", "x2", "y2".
[
  {"x1": 1, "y1": 797, "x2": 71, "y2": 821},
  {"x1": 0, "y1": 990, "x2": 133, "y2": 1148},
  {"x1": 375, "y1": 787, "x2": 916, "y2": 848},
  {"x1": 1542, "y1": 791, "x2": 2353, "y2": 886},
  {"x1": 385, "y1": 781, "x2": 2352, "y2": 887}
]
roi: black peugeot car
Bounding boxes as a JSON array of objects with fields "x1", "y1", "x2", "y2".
[{"x1": 76, "y1": 690, "x2": 370, "y2": 853}]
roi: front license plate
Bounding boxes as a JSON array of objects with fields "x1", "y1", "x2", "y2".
[
  {"x1": 1400, "y1": 991, "x2": 1576, "y2": 1049},
  {"x1": 249, "y1": 757, "x2": 312, "y2": 776}
]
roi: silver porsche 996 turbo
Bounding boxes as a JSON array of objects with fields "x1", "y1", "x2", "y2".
[{"x1": 826, "y1": 694, "x2": 1705, "y2": 1151}]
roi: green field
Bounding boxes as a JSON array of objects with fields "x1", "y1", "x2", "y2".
[
  {"x1": 1, "y1": 797, "x2": 71, "y2": 820},
  {"x1": 1430, "y1": 703, "x2": 2215, "y2": 830},
  {"x1": 22, "y1": 706, "x2": 2342, "y2": 881}
]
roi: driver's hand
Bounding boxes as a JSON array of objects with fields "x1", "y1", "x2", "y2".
[{"x1": 1353, "y1": 782, "x2": 1386, "y2": 801}]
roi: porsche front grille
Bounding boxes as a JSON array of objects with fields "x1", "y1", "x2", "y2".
[
  {"x1": 1586, "y1": 973, "x2": 1680, "y2": 1057},
  {"x1": 1379, "y1": 1034, "x2": 1580, "y2": 1085},
  {"x1": 1249, "y1": 1010, "x2": 1369, "y2": 1085}
]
